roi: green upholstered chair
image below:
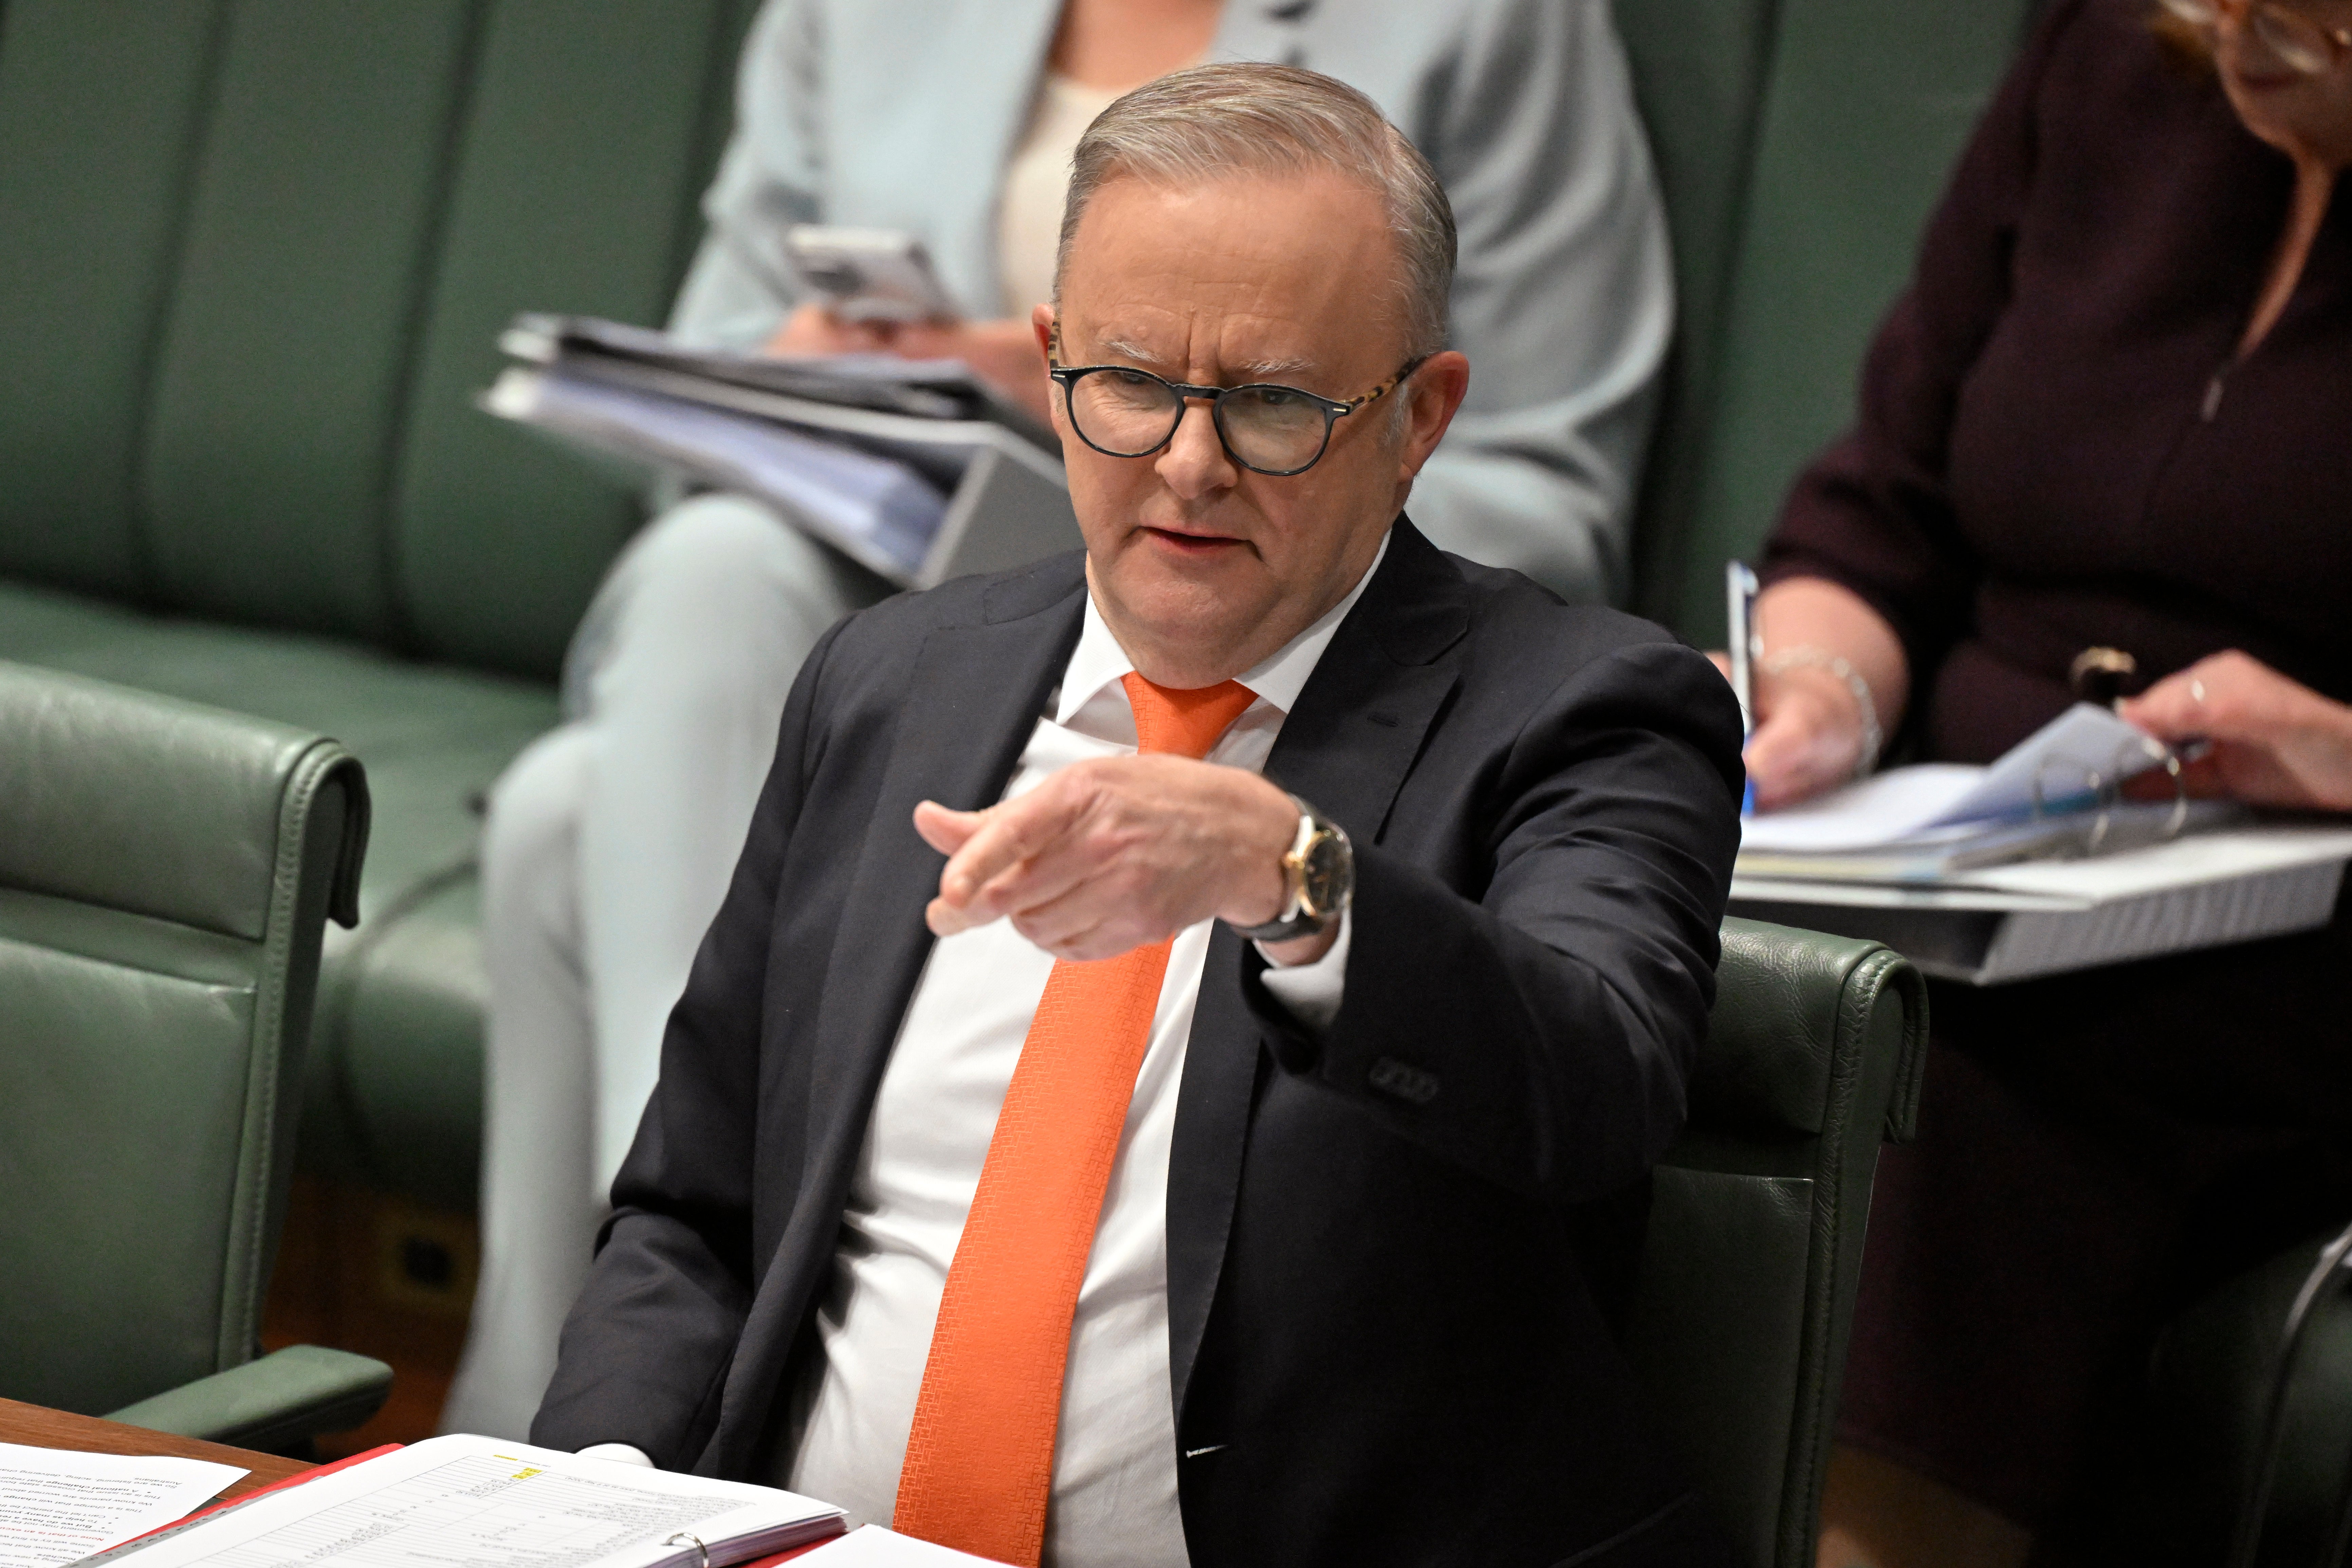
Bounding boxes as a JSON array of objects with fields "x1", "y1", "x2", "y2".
[
  {"x1": 0, "y1": 0, "x2": 757, "y2": 1213},
  {"x1": 0, "y1": 661, "x2": 391, "y2": 1449},
  {"x1": 1616, "y1": 0, "x2": 2046, "y2": 646},
  {"x1": 2123, "y1": 1233, "x2": 2352, "y2": 1567},
  {"x1": 1628, "y1": 917, "x2": 1929, "y2": 1568}
]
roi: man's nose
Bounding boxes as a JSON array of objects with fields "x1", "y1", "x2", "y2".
[{"x1": 1154, "y1": 400, "x2": 1237, "y2": 497}]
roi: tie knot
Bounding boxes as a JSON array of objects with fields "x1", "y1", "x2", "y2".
[{"x1": 1120, "y1": 673, "x2": 1257, "y2": 760}]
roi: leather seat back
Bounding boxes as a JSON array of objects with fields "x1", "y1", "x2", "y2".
[
  {"x1": 0, "y1": 0, "x2": 754, "y2": 678},
  {"x1": 0, "y1": 661, "x2": 367, "y2": 1414},
  {"x1": 1628, "y1": 917, "x2": 1927, "y2": 1568},
  {"x1": 1616, "y1": 0, "x2": 2043, "y2": 643}
]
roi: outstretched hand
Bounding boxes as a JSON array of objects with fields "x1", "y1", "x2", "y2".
[
  {"x1": 916, "y1": 755, "x2": 1313, "y2": 964},
  {"x1": 2118, "y1": 650, "x2": 2352, "y2": 812}
]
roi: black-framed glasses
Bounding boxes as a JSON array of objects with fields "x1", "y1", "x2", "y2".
[
  {"x1": 2159, "y1": 0, "x2": 2352, "y2": 73},
  {"x1": 1047, "y1": 347, "x2": 1428, "y2": 477}
]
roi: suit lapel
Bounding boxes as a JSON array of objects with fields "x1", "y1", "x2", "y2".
[
  {"x1": 707, "y1": 560, "x2": 1086, "y2": 1474},
  {"x1": 1165, "y1": 521, "x2": 1473, "y2": 1422}
]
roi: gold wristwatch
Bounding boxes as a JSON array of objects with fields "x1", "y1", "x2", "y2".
[{"x1": 1233, "y1": 795, "x2": 1353, "y2": 944}]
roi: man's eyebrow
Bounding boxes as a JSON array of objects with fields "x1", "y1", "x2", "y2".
[
  {"x1": 1093, "y1": 336, "x2": 1317, "y2": 382},
  {"x1": 1097, "y1": 335, "x2": 1170, "y2": 366}
]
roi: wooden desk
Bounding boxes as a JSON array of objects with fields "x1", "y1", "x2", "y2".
[{"x1": 0, "y1": 1397, "x2": 311, "y2": 1502}]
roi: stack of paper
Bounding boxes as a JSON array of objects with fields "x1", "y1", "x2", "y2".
[
  {"x1": 791, "y1": 1527, "x2": 1000, "y2": 1565},
  {"x1": 482, "y1": 315, "x2": 1074, "y2": 590},
  {"x1": 78, "y1": 1436, "x2": 843, "y2": 1568},
  {"x1": 1736, "y1": 704, "x2": 2177, "y2": 879},
  {"x1": 0, "y1": 1444, "x2": 243, "y2": 1568},
  {"x1": 1733, "y1": 703, "x2": 2352, "y2": 981},
  {"x1": 499, "y1": 316, "x2": 1058, "y2": 449}
]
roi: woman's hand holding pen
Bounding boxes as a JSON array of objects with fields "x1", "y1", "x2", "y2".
[
  {"x1": 1737, "y1": 663, "x2": 1877, "y2": 810},
  {"x1": 1711, "y1": 576, "x2": 1912, "y2": 811},
  {"x1": 2120, "y1": 651, "x2": 2352, "y2": 812}
]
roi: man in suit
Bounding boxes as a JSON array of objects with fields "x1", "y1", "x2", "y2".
[{"x1": 534, "y1": 63, "x2": 1742, "y2": 1568}]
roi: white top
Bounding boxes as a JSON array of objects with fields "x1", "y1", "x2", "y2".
[
  {"x1": 994, "y1": 73, "x2": 1122, "y2": 319},
  {"x1": 769, "y1": 542, "x2": 1383, "y2": 1566}
]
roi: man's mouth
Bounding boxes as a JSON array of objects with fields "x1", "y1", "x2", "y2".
[{"x1": 1141, "y1": 525, "x2": 1247, "y2": 554}]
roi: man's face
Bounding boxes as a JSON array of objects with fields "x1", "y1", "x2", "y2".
[{"x1": 1036, "y1": 169, "x2": 1467, "y2": 688}]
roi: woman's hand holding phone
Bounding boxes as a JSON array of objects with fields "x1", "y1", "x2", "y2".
[{"x1": 764, "y1": 307, "x2": 1054, "y2": 425}]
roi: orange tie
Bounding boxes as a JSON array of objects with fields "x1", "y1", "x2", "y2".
[{"x1": 892, "y1": 673, "x2": 1259, "y2": 1566}]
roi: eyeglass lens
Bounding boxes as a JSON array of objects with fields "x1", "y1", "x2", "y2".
[
  {"x1": 1067, "y1": 370, "x2": 1335, "y2": 473},
  {"x1": 2157, "y1": 0, "x2": 2338, "y2": 73}
]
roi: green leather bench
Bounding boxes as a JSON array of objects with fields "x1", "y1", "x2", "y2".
[
  {"x1": 0, "y1": 0, "x2": 2032, "y2": 1214},
  {"x1": 0, "y1": 0, "x2": 757, "y2": 1209}
]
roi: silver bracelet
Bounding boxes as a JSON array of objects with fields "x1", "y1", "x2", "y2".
[{"x1": 1760, "y1": 646, "x2": 1884, "y2": 779}]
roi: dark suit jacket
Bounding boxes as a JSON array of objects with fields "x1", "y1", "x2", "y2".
[{"x1": 534, "y1": 519, "x2": 1745, "y2": 1567}]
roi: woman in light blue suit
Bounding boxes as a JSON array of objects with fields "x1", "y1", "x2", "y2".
[{"x1": 448, "y1": 0, "x2": 1672, "y2": 1440}]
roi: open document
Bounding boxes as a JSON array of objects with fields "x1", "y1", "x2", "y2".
[
  {"x1": 85, "y1": 1436, "x2": 842, "y2": 1568},
  {"x1": 1738, "y1": 703, "x2": 2170, "y2": 863},
  {"x1": 1732, "y1": 703, "x2": 2352, "y2": 980},
  {"x1": 0, "y1": 1444, "x2": 244, "y2": 1568}
]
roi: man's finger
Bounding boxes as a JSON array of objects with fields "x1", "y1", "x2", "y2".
[
  {"x1": 914, "y1": 799, "x2": 987, "y2": 856},
  {"x1": 936, "y1": 778, "x2": 1087, "y2": 911},
  {"x1": 1006, "y1": 877, "x2": 1154, "y2": 963}
]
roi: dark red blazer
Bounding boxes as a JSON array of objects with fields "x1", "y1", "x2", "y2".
[{"x1": 1765, "y1": 0, "x2": 2352, "y2": 765}]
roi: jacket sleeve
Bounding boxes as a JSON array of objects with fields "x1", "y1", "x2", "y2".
[
  {"x1": 1245, "y1": 638, "x2": 1742, "y2": 1205},
  {"x1": 530, "y1": 614, "x2": 851, "y2": 1463},
  {"x1": 1760, "y1": 0, "x2": 2083, "y2": 683},
  {"x1": 1405, "y1": 0, "x2": 1673, "y2": 607},
  {"x1": 666, "y1": 0, "x2": 824, "y2": 351}
]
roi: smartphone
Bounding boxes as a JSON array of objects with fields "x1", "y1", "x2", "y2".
[{"x1": 785, "y1": 225, "x2": 960, "y2": 325}]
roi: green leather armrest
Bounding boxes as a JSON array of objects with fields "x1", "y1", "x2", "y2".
[{"x1": 106, "y1": 1345, "x2": 393, "y2": 1452}]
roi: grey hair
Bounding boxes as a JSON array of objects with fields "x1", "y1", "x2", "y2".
[{"x1": 1053, "y1": 62, "x2": 1456, "y2": 359}]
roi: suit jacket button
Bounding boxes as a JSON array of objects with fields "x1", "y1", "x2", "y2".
[{"x1": 1368, "y1": 1056, "x2": 1439, "y2": 1104}]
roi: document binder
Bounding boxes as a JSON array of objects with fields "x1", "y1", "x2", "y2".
[
  {"x1": 1732, "y1": 825, "x2": 2352, "y2": 984},
  {"x1": 482, "y1": 316, "x2": 1080, "y2": 591}
]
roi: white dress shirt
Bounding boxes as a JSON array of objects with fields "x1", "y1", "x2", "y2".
[{"x1": 753, "y1": 543, "x2": 1381, "y2": 1566}]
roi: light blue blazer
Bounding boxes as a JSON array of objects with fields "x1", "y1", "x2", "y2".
[{"x1": 670, "y1": 0, "x2": 1673, "y2": 604}]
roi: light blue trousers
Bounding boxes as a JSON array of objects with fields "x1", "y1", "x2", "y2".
[{"x1": 442, "y1": 494, "x2": 886, "y2": 1440}]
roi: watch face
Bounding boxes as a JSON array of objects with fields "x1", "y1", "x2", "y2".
[{"x1": 1298, "y1": 824, "x2": 1353, "y2": 917}]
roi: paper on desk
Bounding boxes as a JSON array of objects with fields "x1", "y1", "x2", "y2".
[
  {"x1": 1740, "y1": 704, "x2": 2160, "y2": 853},
  {"x1": 102, "y1": 1434, "x2": 841, "y2": 1568},
  {"x1": 0, "y1": 1444, "x2": 244, "y2": 1568},
  {"x1": 789, "y1": 1527, "x2": 1000, "y2": 1565}
]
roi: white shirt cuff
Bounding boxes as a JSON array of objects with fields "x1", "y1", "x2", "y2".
[
  {"x1": 576, "y1": 1443, "x2": 656, "y2": 1469},
  {"x1": 1254, "y1": 907, "x2": 1350, "y2": 1033}
]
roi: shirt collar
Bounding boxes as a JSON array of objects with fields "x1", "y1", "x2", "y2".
[{"x1": 1053, "y1": 529, "x2": 1391, "y2": 727}]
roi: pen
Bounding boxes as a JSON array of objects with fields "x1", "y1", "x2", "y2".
[{"x1": 1726, "y1": 561, "x2": 1760, "y2": 815}]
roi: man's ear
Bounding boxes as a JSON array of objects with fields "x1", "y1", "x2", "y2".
[
  {"x1": 1033, "y1": 303, "x2": 1070, "y2": 441},
  {"x1": 1397, "y1": 349, "x2": 1470, "y2": 478}
]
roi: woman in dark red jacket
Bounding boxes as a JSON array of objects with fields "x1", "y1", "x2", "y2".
[{"x1": 1739, "y1": 0, "x2": 2352, "y2": 1562}]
